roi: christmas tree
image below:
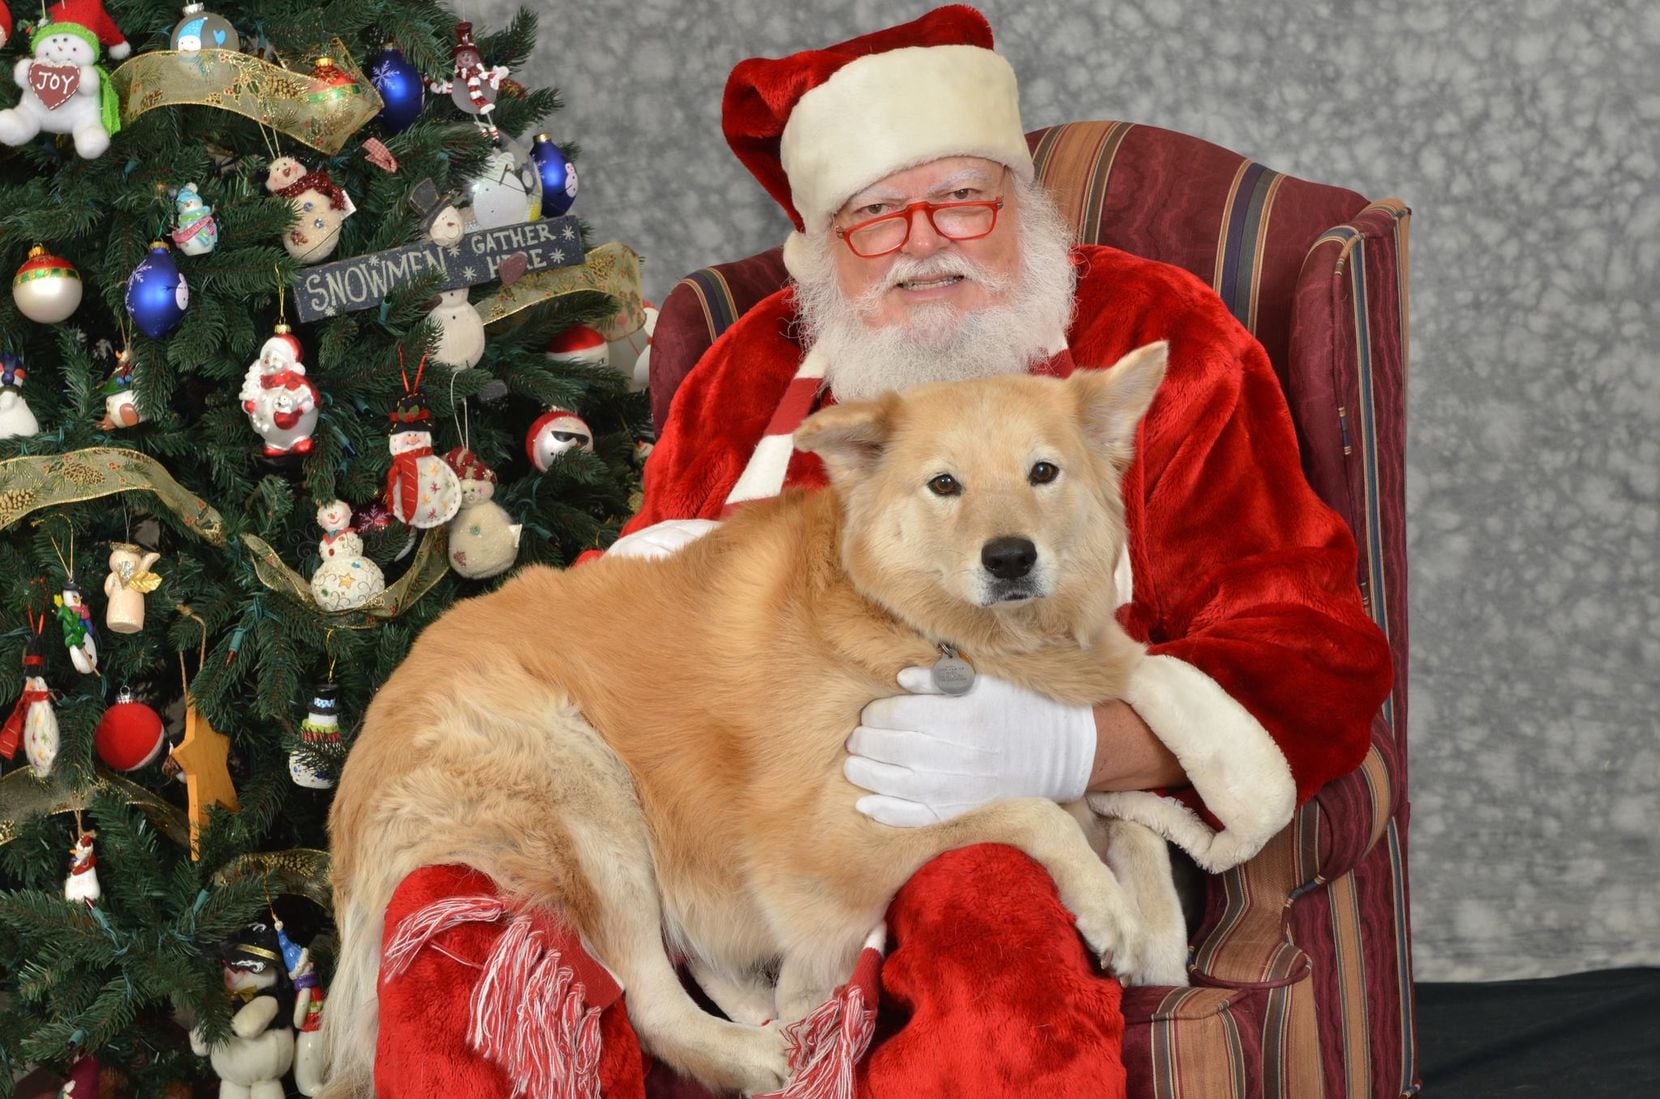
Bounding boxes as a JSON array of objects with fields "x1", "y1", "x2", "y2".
[{"x1": 0, "y1": 2, "x2": 649, "y2": 1093}]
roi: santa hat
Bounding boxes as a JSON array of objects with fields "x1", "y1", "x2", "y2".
[
  {"x1": 443, "y1": 446, "x2": 497, "y2": 484},
  {"x1": 40, "y1": 0, "x2": 130, "y2": 60},
  {"x1": 1, "y1": 6, "x2": 14, "y2": 51},
  {"x1": 723, "y1": 5, "x2": 1031, "y2": 276}
]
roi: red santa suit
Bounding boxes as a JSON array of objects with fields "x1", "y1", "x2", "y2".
[{"x1": 367, "y1": 8, "x2": 1390, "y2": 1098}]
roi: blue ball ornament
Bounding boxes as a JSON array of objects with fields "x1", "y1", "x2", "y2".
[
  {"x1": 125, "y1": 242, "x2": 190, "y2": 340},
  {"x1": 369, "y1": 46, "x2": 425, "y2": 135},
  {"x1": 530, "y1": 134, "x2": 579, "y2": 216}
]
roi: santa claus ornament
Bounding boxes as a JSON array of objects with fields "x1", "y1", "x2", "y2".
[
  {"x1": 308, "y1": 499, "x2": 384, "y2": 613},
  {"x1": 0, "y1": 0, "x2": 128, "y2": 160},
  {"x1": 444, "y1": 447, "x2": 521, "y2": 579},
  {"x1": 239, "y1": 324, "x2": 321, "y2": 457},
  {"x1": 11, "y1": 245, "x2": 82, "y2": 324},
  {"x1": 525, "y1": 407, "x2": 594, "y2": 472},
  {"x1": 0, "y1": 351, "x2": 39, "y2": 439},
  {"x1": 384, "y1": 351, "x2": 461, "y2": 528},
  {"x1": 265, "y1": 156, "x2": 355, "y2": 263},
  {"x1": 289, "y1": 680, "x2": 342, "y2": 789},
  {"x1": 95, "y1": 687, "x2": 166, "y2": 770}
]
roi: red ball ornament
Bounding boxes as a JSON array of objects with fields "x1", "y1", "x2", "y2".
[
  {"x1": 12, "y1": 245, "x2": 84, "y2": 324},
  {"x1": 544, "y1": 324, "x2": 611, "y2": 370},
  {"x1": 525, "y1": 407, "x2": 594, "y2": 471},
  {"x1": 95, "y1": 689, "x2": 166, "y2": 770}
]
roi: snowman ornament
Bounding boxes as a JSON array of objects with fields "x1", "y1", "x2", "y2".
[
  {"x1": 0, "y1": 352, "x2": 39, "y2": 439},
  {"x1": 98, "y1": 347, "x2": 143, "y2": 430},
  {"x1": 0, "y1": 0, "x2": 129, "y2": 160},
  {"x1": 64, "y1": 828, "x2": 100, "y2": 905},
  {"x1": 409, "y1": 181, "x2": 486, "y2": 370},
  {"x1": 383, "y1": 356, "x2": 462, "y2": 529},
  {"x1": 525, "y1": 407, "x2": 595, "y2": 472},
  {"x1": 190, "y1": 923, "x2": 296, "y2": 1099},
  {"x1": 265, "y1": 156, "x2": 355, "y2": 263},
  {"x1": 239, "y1": 327, "x2": 321, "y2": 457},
  {"x1": 444, "y1": 448, "x2": 521, "y2": 579},
  {"x1": 170, "y1": 181, "x2": 219, "y2": 256},
  {"x1": 308, "y1": 500, "x2": 385, "y2": 613}
]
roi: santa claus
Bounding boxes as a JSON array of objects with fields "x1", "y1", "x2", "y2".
[
  {"x1": 239, "y1": 328, "x2": 320, "y2": 457},
  {"x1": 341, "y1": 7, "x2": 1392, "y2": 1098}
]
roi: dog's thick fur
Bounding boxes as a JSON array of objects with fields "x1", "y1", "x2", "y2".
[{"x1": 323, "y1": 344, "x2": 1184, "y2": 1096}]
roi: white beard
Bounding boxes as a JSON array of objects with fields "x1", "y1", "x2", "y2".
[{"x1": 793, "y1": 177, "x2": 1078, "y2": 403}]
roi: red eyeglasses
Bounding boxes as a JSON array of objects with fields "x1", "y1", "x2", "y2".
[{"x1": 834, "y1": 189, "x2": 1007, "y2": 258}]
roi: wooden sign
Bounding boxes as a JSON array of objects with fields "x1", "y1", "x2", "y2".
[{"x1": 292, "y1": 215, "x2": 582, "y2": 322}]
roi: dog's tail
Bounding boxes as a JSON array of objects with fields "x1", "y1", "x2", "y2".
[{"x1": 316, "y1": 888, "x2": 388, "y2": 1099}]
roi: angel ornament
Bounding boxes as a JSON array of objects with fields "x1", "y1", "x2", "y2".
[{"x1": 104, "y1": 543, "x2": 161, "y2": 634}]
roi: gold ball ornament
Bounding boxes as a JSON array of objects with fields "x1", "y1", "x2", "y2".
[{"x1": 12, "y1": 245, "x2": 83, "y2": 324}]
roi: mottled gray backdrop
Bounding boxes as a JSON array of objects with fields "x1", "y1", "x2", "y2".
[{"x1": 475, "y1": 0, "x2": 1660, "y2": 981}]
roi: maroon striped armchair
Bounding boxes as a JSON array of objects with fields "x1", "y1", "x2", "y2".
[{"x1": 649, "y1": 120, "x2": 1416, "y2": 1099}]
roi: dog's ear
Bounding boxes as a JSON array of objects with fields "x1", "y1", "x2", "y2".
[
  {"x1": 1073, "y1": 341, "x2": 1168, "y2": 467},
  {"x1": 794, "y1": 393, "x2": 898, "y2": 482}
]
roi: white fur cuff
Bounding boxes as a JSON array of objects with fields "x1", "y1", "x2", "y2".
[{"x1": 1087, "y1": 654, "x2": 1297, "y2": 873}]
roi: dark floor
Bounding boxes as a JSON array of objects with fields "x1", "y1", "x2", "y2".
[{"x1": 1416, "y1": 967, "x2": 1660, "y2": 1095}]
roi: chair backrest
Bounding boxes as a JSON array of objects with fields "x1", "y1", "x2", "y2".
[{"x1": 650, "y1": 120, "x2": 1410, "y2": 734}]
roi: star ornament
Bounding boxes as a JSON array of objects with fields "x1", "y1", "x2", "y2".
[{"x1": 170, "y1": 698, "x2": 239, "y2": 859}]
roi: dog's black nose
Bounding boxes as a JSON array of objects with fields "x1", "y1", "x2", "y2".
[{"x1": 981, "y1": 536, "x2": 1037, "y2": 580}]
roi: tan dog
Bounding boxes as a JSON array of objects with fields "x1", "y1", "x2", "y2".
[{"x1": 324, "y1": 343, "x2": 1185, "y2": 1096}]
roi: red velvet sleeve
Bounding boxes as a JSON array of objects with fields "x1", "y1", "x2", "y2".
[{"x1": 1076, "y1": 250, "x2": 1393, "y2": 871}]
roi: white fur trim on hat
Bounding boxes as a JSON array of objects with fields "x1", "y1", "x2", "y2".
[
  {"x1": 779, "y1": 44, "x2": 1033, "y2": 234},
  {"x1": 1086, "y1": 654, "x2": 1298, "y2": 873}
]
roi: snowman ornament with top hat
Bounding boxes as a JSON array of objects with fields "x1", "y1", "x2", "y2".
[{"x1": 0, "y1": 0, "x2": 129, "y2": 160}]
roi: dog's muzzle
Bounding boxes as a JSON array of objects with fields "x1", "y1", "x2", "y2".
[{"x1": 981, "y1": 536, "x2": 1042, "y2": 603}]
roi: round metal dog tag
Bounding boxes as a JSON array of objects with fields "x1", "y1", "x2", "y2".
[{"x1": 931, "y1": 646, "x2": 976, "y2": 696}]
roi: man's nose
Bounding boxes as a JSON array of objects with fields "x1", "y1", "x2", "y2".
[{"x1": 899, "y1": 208, "x2": 948, "y2": 257}]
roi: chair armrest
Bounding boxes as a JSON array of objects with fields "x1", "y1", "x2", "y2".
[{"x1": 1185, "y1": 711, "x2": 1402, "y2": 988}]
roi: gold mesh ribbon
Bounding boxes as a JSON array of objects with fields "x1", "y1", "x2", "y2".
[
  {"x1": 0, "y1": 448, "x2": 226, "y2": 545},
  {"x1": 0, "y1": 768, "x2": 190, "y2": 849},
  {"x1": 478, "y1": 241, "x2": 644, "y2": 340},
  {"x1": 213, "y1": 848, "x2": 333, "y2": 912},
  {"x1": 110, "y1": 41, "x2": 382, "y2": 156},
  {"x1": 240, "y1": 526, "x2": 451, "y2": 628}
]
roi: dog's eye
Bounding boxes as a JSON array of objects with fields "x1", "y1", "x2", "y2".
[
  {"x1": 927, "y1": 473, "x2": 962, "y2": 497},
  {"x1": 1029, "y1": 462, "x2": 1060, "y2": 485}
]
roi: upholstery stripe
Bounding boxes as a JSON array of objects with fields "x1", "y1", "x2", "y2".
[
  {"x1": 1148, "y1": 989, "x2": 1246, "y2": 1099},
  {"x1": 1359, "y1": 746, "x2": 1392, "y2": 853},
  {"x1": 1263, "y1": 975, "x2": 1323, "y2": 1098},
  {"x1": 1389, "y1": 819, "x2": 1420, "y2": 1096},
  {"x1": 1213, "y1": 162, "x2": 1285, "y2": 334},
  {"x1": 1030, "y1": 120, "x2": 1135, "y2": 243},
  {"x1": 684, "y1": 266, "x2": 742, "y2": 345},
  {"x1": 1328, "y1": 870, "x2": 1373, "y2": 1095},
  {"x1": 1346, "y1": 235, "x2": 1392, "y2": 733}
]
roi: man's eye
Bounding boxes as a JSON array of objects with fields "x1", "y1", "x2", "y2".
[
  {"x1": 857, "y1": 203, "x2": 890, "y2": 218},
  {"x1": 950, "y1": 189, "x2": 978, "y2": 201},
  {"x1": 927, "y1": 473, "x2": 962, "y2": 497}
]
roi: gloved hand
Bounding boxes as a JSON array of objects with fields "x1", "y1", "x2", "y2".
[
  {"x1": 844, "y1": 667, "x2": 1098, "y2": 826},
  {"x1": 606, "y1": 518, "x2": 720, "y2": 560}
]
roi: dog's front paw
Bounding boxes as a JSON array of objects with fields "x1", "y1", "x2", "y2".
[
  {"x1": 1111, "y1": 929, "x2": 1190, "y2": 988},
  {"x1": 731, "y1": 1022, "x2": 790, "y2": 1097}
]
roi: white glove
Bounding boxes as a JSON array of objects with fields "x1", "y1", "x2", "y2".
[
  {"x1": 606, "y1": 518, "x2": 720, "y2": 560},
  {"x1": 844, "y1": 667, "x2": 1098, "y2": 827}
]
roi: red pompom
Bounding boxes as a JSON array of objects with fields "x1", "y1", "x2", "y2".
[{"x1": 95, "y1": 698, "x2": 165, "y2": 771}]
